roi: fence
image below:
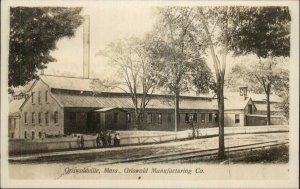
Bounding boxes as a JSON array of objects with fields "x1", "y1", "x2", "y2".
[{"x1": 9, "y1": 125, "x2": 288, "y2": 155}]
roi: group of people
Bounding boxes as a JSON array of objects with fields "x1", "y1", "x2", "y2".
[
  {"x1": 76, "y1": 131, "x2": 121, "y2": 150},
  {"x1": 96, "y1": 131, "x2": 121, "y2": 147}
]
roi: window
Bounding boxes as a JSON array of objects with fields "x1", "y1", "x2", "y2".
[
  {"x1": 185, "y1": 113, "x2": 189, "y2": 123},
  {"x1": 215, "y1": 113, "x2": 219, "y2": 122},
  {"x1": 32, "y1": 112, "x2": 35, "y2": 124},
  {"x1": 24, "y1": 131, "x2": 27, "y2": 139},
  {"x1": 38, "y1": 91, "x2": 41, "y2": 103},
  {"x1": 96, "y1": 113, "x2": 100, "y2": 123},
  {"x1": 235, "y1": 114, "x2": 240, "y2": 123},
  {"x1": 201, "y1": 114, "x2": 205, "y2": 123},
  {"x1": 193, "y1": 113, "x2": 198, "y2": 123},
  {"x1": 45, "y1": 91, "x2": 48, "y2": 103},
  {"x1": 14, "y1": 118, "x2": 16, "y2": 128},
  {"x1": 147, "y1": 113, "x2": 153, "y2": 124},
  {"x1": 31, "y1": 131, "x2": 35, "y2": 140},
  {"x1": 209, "y1": 113, "x2": 213, "y2": 122},
  {"x1": 127, "y1": 113, "x2": 131, "y2": 123},
  {"x1": 38, "y1": 112, "x2": 42, "y2": 124},
  {"x1": 38, "y1": 132, "x2": 42, "y2": 138},
  {"x1": 54, "y1": 111, "x2": 58, "y2": 124},
  {"x1": 45, "y1": 112, "x2": 49, "y2": 124},
  {"x1": 31, "y1": 92, "x2": 35, "y2": 104},
  {"x1": 24, "y1": 112, "x2": 28, "y2": 124},
  {"x1": 248, "y1": 104, "x2": 253, "y2": 114},
  {"x1": 167, "y1": 113, "x2": 172, "y2": 123},
  {"x1": 157, "y1": 113, "x2": 162, "y2": 124},
  {"x1": 113, "y1": 113, "x2": 118, "y2": 123}
]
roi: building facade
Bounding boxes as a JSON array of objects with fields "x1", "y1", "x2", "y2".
[{"x1": 9, "y1": 75, "x2": 286, "y2": 139}]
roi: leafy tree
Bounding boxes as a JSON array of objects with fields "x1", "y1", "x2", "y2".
[
  {"x1": 96, "y1": 37, "x2": 157, "y2": 129},
  {"x1": 148, "y1": 7, "x2": 213, "y2": 131},
  {"x1": 194, "y1": 6, "x2": 290, "y2": 159},
  {"x1": 9, "y1": 7, "x2": 84, "y2": 87},
  {"x1": 228, "y1": 7, "x2": 290, "y2": 124},
  {"x1": 228, "y1": 57, "x2": 289, "y2": 123},
  {"x1": 229, "y1": 7, "x2": 291, "y2": 58}
]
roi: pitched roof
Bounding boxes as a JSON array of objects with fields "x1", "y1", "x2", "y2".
[
  {"x1": 254, "y1": 102, "x2": 283, "y2": 112},
  {"x1": 30, "y1": 75, "x2": 278, "y2": 112},
  {"x1": 40, "y1": 75, "x2": 97, "y2": 92},
  {"x1": 52, "y1": 90, "x2": 218, "y2": 110},
  {"x1": 39, "y1": 75, "x2": 212, "y2": 98},
  {"x1": 224, "y1": 97, "x2": 253, "y2": 110},
  {"x1": 9, "y1": 98, "x2": 25, "y2": 115}
]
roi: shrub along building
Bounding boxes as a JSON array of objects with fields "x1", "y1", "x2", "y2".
[{"x1": 8, "y1": 74, "x2": 287, "y2": 139}]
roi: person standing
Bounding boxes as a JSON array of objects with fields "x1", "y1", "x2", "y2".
[
  {"x1": 80, "y1": 135, "x2": 84, "y2": 149},
  {"x1": 114, "y1": 133, "x2": 118, "y2": 146},
  {"x1": 116, "y1": 133, "x2": 120, "y2": 146},
  {"x1": 102, "y1": 131, "x2": 108, "y2": 147},
  {"x1": 77, "y1": 136, "x2": 81, "y2": 149},
  {"x1": 108, "y1": 132, "x2": 112, "y2": 146},
  {"x1": 96, "y1": 134, "x2": 101, "y2": 147}
]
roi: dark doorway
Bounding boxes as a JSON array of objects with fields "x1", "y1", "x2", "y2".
[
  {"x1": 86, "y1": 112, "x2": 99, "y2": 133},
  {"x1": 248, "y1": 104, "x2": 253, "y2": 114}
]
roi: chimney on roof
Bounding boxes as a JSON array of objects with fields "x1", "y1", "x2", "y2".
[
  {"x1": 239, "y1": 86, "x2": 248, "y2": 100},
  {"x1": 83, "y1": 15, "x2": 90, "y2": 79}
]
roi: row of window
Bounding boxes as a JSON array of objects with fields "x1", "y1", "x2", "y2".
[
  {"x1": 24, "y1": 130, "x2": 58, "y2": 139},
  {"x1": 125, "y1": 112, "x2": 220, "y2": 124},
  {"x1": 32, "y1": 91, "x2": 48, "y2": 104},
  {"x1": 143, "y1": 113, "x2": 241, "y2": 124},
  {"x1": 24, "y1": 111, "x2": 58, "y2": 125}
]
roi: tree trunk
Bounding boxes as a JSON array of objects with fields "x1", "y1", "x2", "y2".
[
  {"x1": 133, "y1": 109, "x2": 140, "y2": 130},
  {"x1": 218, "y1": 82, "x2": 226, "y2": 159},
  {"x1": 174, "y1": 90, "x2": 180, "y2": 132},
  {"x1": 266, "y1": 93, "x2": 271, "y2": 125}
]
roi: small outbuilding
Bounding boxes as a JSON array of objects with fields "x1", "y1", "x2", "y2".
[{"x1": 94, "y1": 107, "x2": 128, "y2": 131}]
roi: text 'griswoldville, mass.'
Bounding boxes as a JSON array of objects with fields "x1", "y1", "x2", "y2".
[{"x1": 64, "y1": 167, "x2": 204, "y2": 175}]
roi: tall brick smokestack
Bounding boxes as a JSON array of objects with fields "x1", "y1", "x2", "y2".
[{"x1": 83, "y1": 15, "x2": 90, "y2": 78}]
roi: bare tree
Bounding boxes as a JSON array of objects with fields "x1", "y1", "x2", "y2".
[{"x1": 96, "y1": 37, "x2": 156, "y2": 129}]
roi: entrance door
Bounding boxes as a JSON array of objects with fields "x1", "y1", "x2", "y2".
[{"x1": 248, "y1": 104, "x2": 253, "y2": 114}]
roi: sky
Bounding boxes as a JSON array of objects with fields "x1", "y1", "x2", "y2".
[
  {"x1": 45, "y1": 6, "x2": 157, "y2": 79},
  {"x1": 39, "y1": 4, "x2": 290, "y2": 85}
]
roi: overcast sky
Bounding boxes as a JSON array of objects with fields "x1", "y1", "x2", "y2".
[{"x1": 45, "y1": 6, "x2": 157, "y2": 78}]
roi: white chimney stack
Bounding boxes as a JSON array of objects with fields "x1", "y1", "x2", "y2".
[{"x1": 83, "y1": 15, "x2": 90, "y2": 78}]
